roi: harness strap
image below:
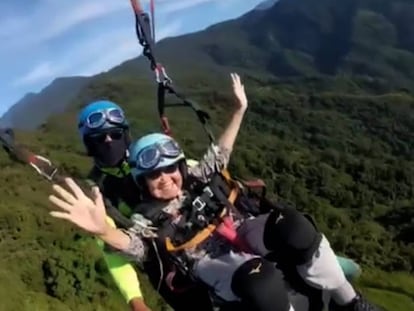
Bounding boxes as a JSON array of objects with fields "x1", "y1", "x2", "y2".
[
  {"x1": 129, "y1": 0, "x2": 215, "y2": 143},
  {"x1": 0, "y1": 128, "x2": 135, "y2": 229},
  {"x1": 165, "y1": 224, "x2": 216, "y2": 252},
  {"x1": 1, "y1": 128, "x2": 59, "y2": 181},
  {"x1": 164, "y1": 171, "x2": 243, "y2": 252}
]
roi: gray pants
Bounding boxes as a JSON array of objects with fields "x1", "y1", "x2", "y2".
[
  {"x1": 193, "y1": 236, "x2": 344, "y2": 302},
  {"x1": 194, "y1": 250, "x2": 260, "y2": 301},
  {"x1": 194, "y1": 214, "x2": 347, "y2": 305},
  {"x1": 238, "y1": 214, "x2": 347, "y2": 290}
]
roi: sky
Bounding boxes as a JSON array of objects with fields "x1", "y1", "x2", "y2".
[{"x1": 0, "y1": 0, "x2": 264, "y2": 116}]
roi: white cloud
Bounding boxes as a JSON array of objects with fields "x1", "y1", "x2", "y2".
[
  {"x1": 12, "y1": 18, "x2": 183, "y2": 87},
  {"x1": 159, "y1": 0, "x2": 217, "y2": 14},
  {"x1": 13, "y1": 62, "x2": 58, "y2": 87},
  {"x1": 156, "y1": 20, "x2": 184, "y2": 41},
  {"x1": 0, "y1": 0, "x2": 129, "y2": 49},
  {"x1": 217, "y1": 0, "x2": 241, "y2": 10},
  {"x1": 43, "y1": 2, "x2": 127, "y2": 41},
  {"x1": 0, "y1": 0, "x2": 211, "y2": 52},
  {"x1": 76, "y1": 20, "x2": 183, "y2": 76},
  {"x1": 3, "y1": 0, "x2": 227, "y2": 92},
  {"x1": 76, "y1": 35, "x2": 140, "y2": 76},
  {"x1": 1, "y1": 0, "x2": 264, "y2": 115}
]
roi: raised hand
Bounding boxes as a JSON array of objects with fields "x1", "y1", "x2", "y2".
[
  {"x1": 48, "y1": 178, "x2": 108, "y2": 236},
  {"x1": 230, "y1": 73, "x2": 248, "y2": 112}
]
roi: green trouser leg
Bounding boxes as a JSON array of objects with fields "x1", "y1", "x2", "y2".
[{"x1": 336, "y1": 256, "x2": 361, "y2": 281}]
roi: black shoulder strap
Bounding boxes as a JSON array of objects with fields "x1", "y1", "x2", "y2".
[
  {"x1": 105, "y1": 199, "x2": 135, "y2": 229},
  {"x1": 133, "y1": 201, "x2": 170, "y2": 226},
  {"x1": 87, "y1": 166, "x2": 134, "y2": 229},
  {"x1": 85, "y1": 165, "x2": 104, "y2": 187},
  {"x1": 0, "y1": 129, "x2": 134, "y2": 229}
]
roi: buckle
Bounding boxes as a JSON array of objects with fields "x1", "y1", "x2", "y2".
[
  {"x1": 203, "y1": 186, "x2": 214, "y2": 198},
  {"x1": 29, "y1": 155, "x2": 58, "y2": 181},
  {"x1": 192, "y1": 196, "x2": 206, "y2": 211}
]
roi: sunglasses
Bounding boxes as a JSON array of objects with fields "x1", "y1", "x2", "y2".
[
  {"x1": 145, "y1": 163, "x2": 179, "y2": 180},
  {"x1": 87, "y1": 128, "x2": 125, "y2": 143}
]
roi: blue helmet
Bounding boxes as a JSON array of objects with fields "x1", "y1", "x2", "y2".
[
  {"x1": 128, "y1": 133, "x2": 185, "y2": 179},
  {"x1": 78, "y1": 100, "x2": 128, "y2": 137}
]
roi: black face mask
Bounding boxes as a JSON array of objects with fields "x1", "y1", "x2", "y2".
[{"x1": 84, "y1": 129, "x2": 129, "y2": 167}]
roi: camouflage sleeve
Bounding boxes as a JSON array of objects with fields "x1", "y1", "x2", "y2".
[
  {"x1": 104, "y1": 224, "x2": 148, "y2": 265},
  {"x1": 188, "y1": 144, "x2": 231, "y2": 183},
  {"x1": 120, "y1": 223, "x2": 150, "y2": 264},
  {"x1": 112, "y1": 211, "x2": 161, "y2": 265}
]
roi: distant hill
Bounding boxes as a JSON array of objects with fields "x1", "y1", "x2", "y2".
[
  {"x1": 1, "y1": 1, "x2": 414, "y2": 310},
  {"x1": 1, "y1": 77, "x2": 91, "y2": 129},
  {"x1": 7, "y1": 0, "x2": 414, "y2": 129},
  {"x1": 110, "y1": 0, "x2": 414, "y2": 93},
  {"x1": 254, "y1": 0, "x2": 279, "y2": 11}
]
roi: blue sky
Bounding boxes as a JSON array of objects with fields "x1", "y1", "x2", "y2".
[{"x1": 0, "y1": 0, "x2": 264, "y2": 116}]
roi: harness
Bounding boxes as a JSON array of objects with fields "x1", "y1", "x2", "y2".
[
  {"x1": 0, "y1": 129, "x2": 136, "y2": 230},
  {"x1": 138, "y1": 174, "x2": 236, "y2": 247},
  {"x1": 130, "y1": 171, "x2": 267, "y2": 281}
]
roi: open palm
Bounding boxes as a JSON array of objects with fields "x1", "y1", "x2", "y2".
[
  {"x1": 230, "y1": 72, "x2": 248, "y2": 111},
  {"x1": 48, "y1": 178, "x2": 108, "y2": 236}
]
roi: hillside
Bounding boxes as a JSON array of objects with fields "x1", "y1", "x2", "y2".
[
  {"x1": 1, "y1": 77, "x2": 91, "y2": 130},
  {"x1": 1, "y1": 71, "x2": 413, "y2": 311},
  {"x1": 114, "y1": 0, "x2": 414, "y2": 92},
  {"x1": 8, "y1": 0, "x2": 414, "y2": 129},
  {"x1": 0, "y1": 0, "x2": 414, "y2": 310}
]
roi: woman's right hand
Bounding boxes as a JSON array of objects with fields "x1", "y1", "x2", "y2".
[
  {"x1": 48, "y1": 177, "x2": 108, "y2": 236},
  {"x1": 230, "y1": 73, "x2": 248, "y2": 112}
]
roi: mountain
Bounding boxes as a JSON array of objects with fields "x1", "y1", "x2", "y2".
[
  {"x1": 1, "y1": 76, "x2": 91, "y2": 129},
  {"x1": 7, "y1": 0, "x2": 414, "y2": 129},
  {"x1": 111, "y1": 0, "x2": 414, "y2": 94},
  {"x1": 1, "y1": 0, "x2": 414, "y2": 310},
  {"x1": 254, "y1": 0, "x2": 279, "y2": 11}
]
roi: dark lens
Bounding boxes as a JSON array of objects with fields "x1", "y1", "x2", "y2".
[
  {"x1": 87, "y1": 132, "x2": 107, "y2": 143},
  {"x1": 163, "y1": 163, "x2": 179, "y2": 174},
  {"x1": 87, "y1": 128, "x2": 123, "y2": 143},
  {"x1": 108, "y1": 129, "x2": 124, "y2": 140},
  {"x1": 146, "y1": 169, "x2": 162, "y2": 180},
  {"x1": 146, "y1": 163, "x2": 178, "y2": 179}
]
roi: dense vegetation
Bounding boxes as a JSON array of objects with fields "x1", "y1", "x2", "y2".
[
  {"x1": 1, "y1": 70, "x2": 413, "y2": 311},
  {"x1": 1, "y1": 0, "x2": 414, "y2": 310}
]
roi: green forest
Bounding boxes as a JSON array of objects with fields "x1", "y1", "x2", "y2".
[
  {"x1": 1, "y1": 71, "x2": 413, "y2": 311},
  {"x1": 1, "y1": 0, "x2": 414, "y2": 310}
]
